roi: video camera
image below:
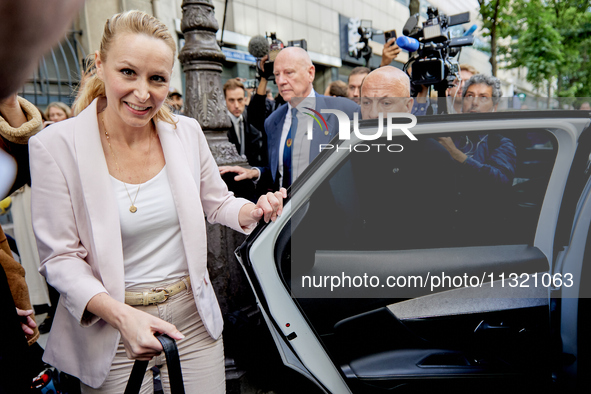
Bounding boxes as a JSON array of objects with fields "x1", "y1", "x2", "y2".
[
  {"x1": 348, "y1": 19, "x2": 376, "y2": 66},
  {"x1": 400, "y1": 7, "x2": 474, "y2": 99},
  {"x1": 248, "y1": 33, "x2": 307, "y2": 83}
]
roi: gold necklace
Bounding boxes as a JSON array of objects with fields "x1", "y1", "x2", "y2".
[{"x1": 101, "y1": 114, "x2": 153, "y2": 213}]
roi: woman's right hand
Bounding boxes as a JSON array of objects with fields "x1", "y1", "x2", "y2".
[
  {"x1": 117, "y1": 305, "x2": 185, "y2": 361},
  {"x1": 86, "y1": 293, "x2": 184, "y2": 361}
]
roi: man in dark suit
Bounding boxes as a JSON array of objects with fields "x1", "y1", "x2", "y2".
[
  {"x1": 220, "y1": 47, "x2": 359, "y2": 189},
  {"x1": 223, "y1": 78, "x2": 267, "y2": 167}
]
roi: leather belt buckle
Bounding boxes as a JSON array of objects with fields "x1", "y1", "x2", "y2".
[{"x1": 150, "y1": 287, "x2": 171, "y2": 304}]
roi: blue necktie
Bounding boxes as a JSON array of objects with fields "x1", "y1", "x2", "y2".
[{"x1": 282, "y1": 108, "x2": 297, "y2": 188}]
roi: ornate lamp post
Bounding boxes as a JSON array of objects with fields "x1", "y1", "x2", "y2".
[
  {"x1": 179, "y1": 0, "x2": 252, "y2": 317},
  {"x1": 179, "y1": 0, "x2": 246, "y2": 165}
]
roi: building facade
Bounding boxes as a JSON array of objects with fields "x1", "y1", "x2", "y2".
[{"x1": 21, "y1": 0, "x2": 541, "y2": 110}]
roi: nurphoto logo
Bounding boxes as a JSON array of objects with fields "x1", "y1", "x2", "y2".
[{"x1": 302, "y1": 110, "x2": 418, "y2": 153}]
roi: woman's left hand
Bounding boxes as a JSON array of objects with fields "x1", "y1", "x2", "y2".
[{"x1": 239, "y1": 188, "x2": 287, "y2": 228}]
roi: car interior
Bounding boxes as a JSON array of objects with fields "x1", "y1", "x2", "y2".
[{"x1": 273, "y1": 129, "x2": 559, "y2": 392}]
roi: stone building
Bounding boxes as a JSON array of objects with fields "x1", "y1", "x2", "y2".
[{"x1": 19, "y1": 0, "x2": 542, "y2": 114}]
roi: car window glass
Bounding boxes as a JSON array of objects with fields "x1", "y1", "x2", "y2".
[{"x1": 289, "y1": 129, "x2": 557, "y2": 258}]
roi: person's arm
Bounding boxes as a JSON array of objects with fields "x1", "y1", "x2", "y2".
[
  {"x1": 0, "y1": 94, "x2": 27, "y2": 127},
  {"x1": 219, "y1": 165, "x2": 260, "y2": 181},
  {"x1": 256, "y1": 77, "x2": 268, "y2": 97},
  {"x1": 238, "y1": 188, "x2": 287, "y2": 227},
  {"x1": 438, "y1": 136, "x2": 516, "y2": 186},
  {"x1": 437, "y1": 137, "x2": 468, "y2": 163},
  {"x1": 255, "y1": 55, "x2": 270, "y2": 96},
  {"x1": 0, "y1": 95, "x2": 42, "y2": 143},
  {"x1": 461, "y1": 136, "x2": 516, "y2": 186},
  {"x1": 247, "y1": 55, "x2": 274, "y2": 131},
  {"x1": 15, "y1": 308, "x2": 37, "y2": 336},
  {"x1": 30, "y1": 136, "x2": 107, "y2": 326},
  {"x1": 380, "y1": 39, "x2": 401, "y2": 67},
  {"x1": 192, "y1": 114, "x2": 285, "y2": 231},
  {"x1": 85, "y1": 293, "x2": 183, "y2": 360}
]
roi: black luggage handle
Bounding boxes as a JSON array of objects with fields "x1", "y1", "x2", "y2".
[{"x1": 124, "y1": 333, "x2": 185, "y2": 394}]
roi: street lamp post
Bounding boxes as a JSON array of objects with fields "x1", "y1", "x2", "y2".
[{"x1": 179, "y1": 0, "x2": 253, "y2": 322}]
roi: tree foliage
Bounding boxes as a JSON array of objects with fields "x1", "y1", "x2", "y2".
[{"x1": 478, "y1": 0, "x2": 591, "y2": 97}]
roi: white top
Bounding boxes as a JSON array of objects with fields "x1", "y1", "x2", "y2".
[
  {"x1": 110, "y1": 165, "x2": 189, "y2": 288},
  {"x1": 279, "y1": 89, "x2": 316, "y2": 185}
]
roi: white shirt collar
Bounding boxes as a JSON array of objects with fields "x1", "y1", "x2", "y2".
[{"x1": 287, "y1": 88, "x2": 316, "y2": 113}]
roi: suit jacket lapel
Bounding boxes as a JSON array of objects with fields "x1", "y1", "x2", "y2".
[
  {"x1": 309, "y1": 94, "x2": 335, "y2": 163},
  {"x1": 269, "y1": 104, "x2": 288, "y2": 182},
  {"x1": 157, "y1": 121, "x2": 207, "y2": 294},
  {"x1": 73, "y1": 99, "x2": 125, "y2": 301}
]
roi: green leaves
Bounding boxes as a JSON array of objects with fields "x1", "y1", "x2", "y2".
[{"x1": 479, "y1": 0, "x2": 591, "y2": 96}]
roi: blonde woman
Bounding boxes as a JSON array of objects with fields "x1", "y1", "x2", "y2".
[
  {"x1": 44, "y1": 101, "x2": 72, "y2": 125},
  {"x1": 30, "y1": 11, "x2": 285, "y2": 393}
]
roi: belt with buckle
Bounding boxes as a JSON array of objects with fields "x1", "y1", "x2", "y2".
[{"x1": 125, "y1": 277, "x2": 191, "y2": 306}]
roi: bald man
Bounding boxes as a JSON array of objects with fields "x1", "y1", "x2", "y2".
[
  {"x1": 220, "y1": 47, "x2": 359, "y2": 189},
  {"x1": 352, "y1": 68, "x2": 457, "y2": 250},
  {"x1": 359, "y1": 66, "x2": 414, "y2": 119}
]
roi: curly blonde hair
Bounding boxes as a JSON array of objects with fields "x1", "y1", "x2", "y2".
[{"x1": 73, "y1": 10, "x2": 177, "y2": 126}]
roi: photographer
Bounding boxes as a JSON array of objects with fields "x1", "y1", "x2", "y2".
[
  {"x1": 446, "y1": 64, "x2": 479, "y2": 114},
  {"x1": 379, "y1": 37, "x2": 401, "y2": 67},
  {"x1": 247, "y1": 55, "x2": 276, "y2": 132},
  {"x1": 438, "y1": 74, "x2": 517, "y2": 245}
]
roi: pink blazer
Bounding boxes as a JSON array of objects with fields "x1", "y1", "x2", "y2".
[{"x1": 30, "y1": 98, "x2": 252, "y2": 388}]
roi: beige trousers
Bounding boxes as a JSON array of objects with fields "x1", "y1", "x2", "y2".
[{"x1": 81, "y1": 278, "x2": 225, "y2": 394}]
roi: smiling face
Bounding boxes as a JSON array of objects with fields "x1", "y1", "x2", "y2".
[
  {"x1": 96, "y1": 32, "x2": 173, "y2": 131},
  {"x1": 48, "y1": 106, "x2": 68, "y2": 122},
  {"x1": 273, "y1": 47, "x2": 315, "y2": 105}
]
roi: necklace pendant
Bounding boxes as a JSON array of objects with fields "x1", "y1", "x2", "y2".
[{"x1": 129, "y1": 205, "x2": 137, "y2": 213}]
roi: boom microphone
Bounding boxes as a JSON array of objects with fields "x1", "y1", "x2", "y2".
[
  {"x1": 248, "y1": 35, "x2": 269, "y2": 58},
  {"x1": 396, "y1": 36, "x2": 420, "y2": 52}
]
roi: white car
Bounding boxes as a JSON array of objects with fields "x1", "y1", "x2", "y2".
[{"x1": 237, "y1": 109, "x2": 591, "y2": 393}]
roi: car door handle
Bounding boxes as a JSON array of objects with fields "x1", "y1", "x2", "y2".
[{"x1": 474, "y1": 320, "x2": 513, "y2": 333}]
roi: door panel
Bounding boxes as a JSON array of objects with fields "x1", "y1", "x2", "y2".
[{"x1": 242, "y1": 116, "x2": 587, "y2": 392}]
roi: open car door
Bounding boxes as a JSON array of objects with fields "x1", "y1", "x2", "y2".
[{"x1": 237, "y1": 111, "x2": 591, "y2": 393}]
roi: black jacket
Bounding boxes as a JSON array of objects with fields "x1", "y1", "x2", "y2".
[{"x1": 227, "y1": 109, "x2": 268, "y2": 168}]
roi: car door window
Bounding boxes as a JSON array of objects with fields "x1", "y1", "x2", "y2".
[{"x1": 287, "y1": 129, "x2": 557, "y2": 261}]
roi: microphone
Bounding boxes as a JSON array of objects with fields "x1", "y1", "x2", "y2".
[
  {"x1": 463, "y1": 24, "x2": 477, "y2": 36},
  {"x1": 396, "y1": 36, "x2": 420, "y2": 52},
  {"x1": 248, "y1": 35, "x2": 270, "y2": 58}
]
